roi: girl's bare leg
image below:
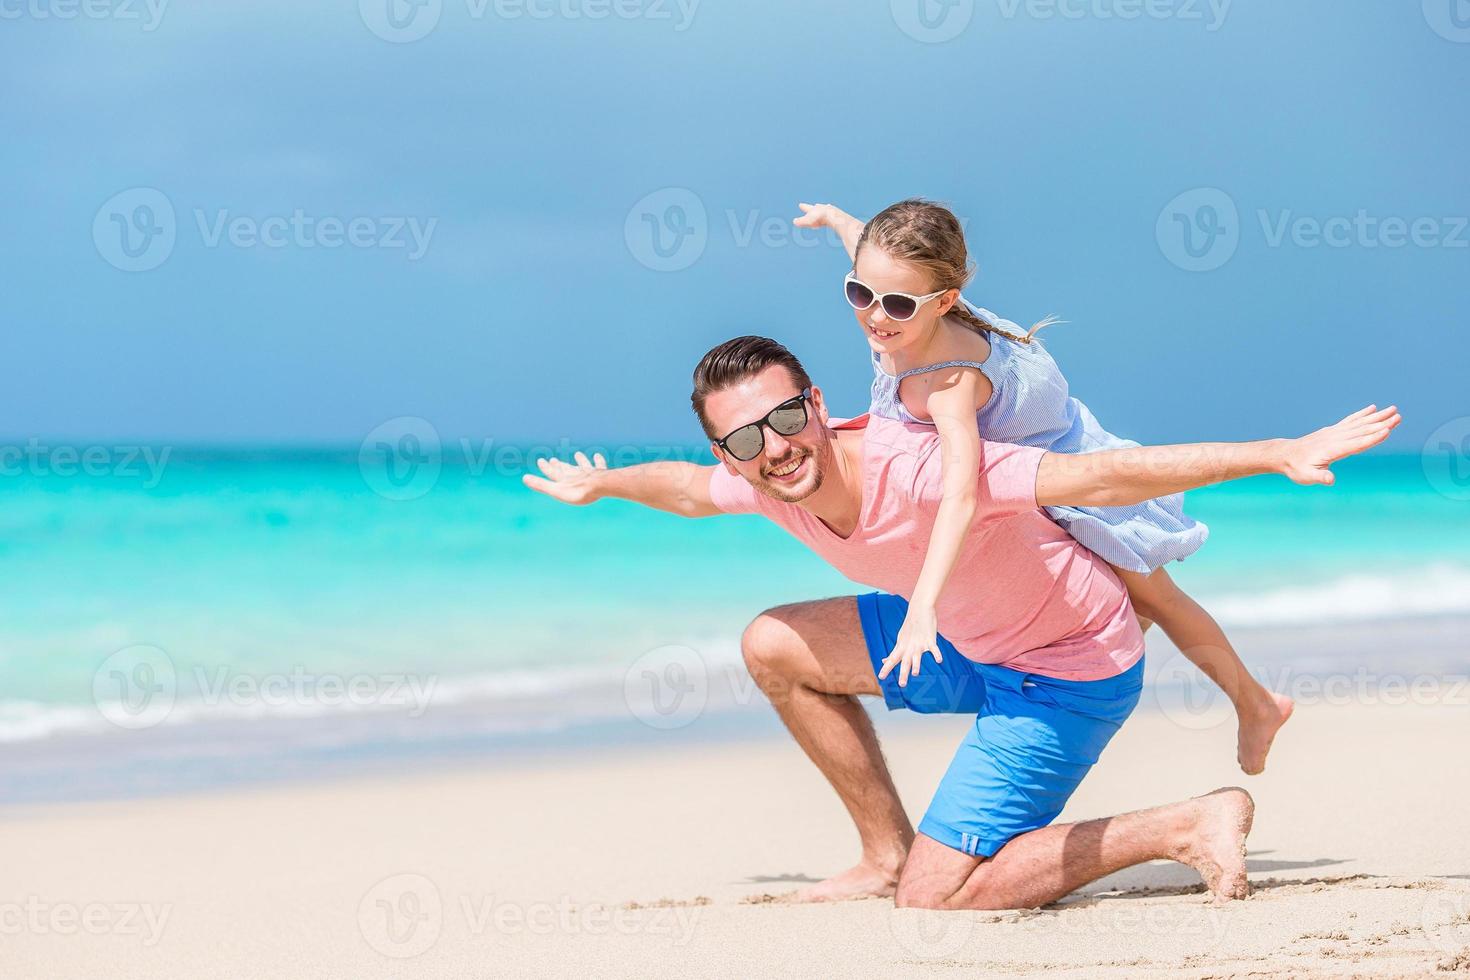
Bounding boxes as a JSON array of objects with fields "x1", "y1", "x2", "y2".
[{"x1": 1119, "y1": 567, "x2": 1295, "y2": 775}]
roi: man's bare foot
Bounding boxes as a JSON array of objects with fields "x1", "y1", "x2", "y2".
[
  {"x1": 1236, "y1": 691, "x2": 1295, "y2": 775},
  {"x1": 1173, "y1": 786, "x2": 1254, "y2": 902},
  {"x1": 781, "y1": 860, "x2": 902, "y2": 903}
]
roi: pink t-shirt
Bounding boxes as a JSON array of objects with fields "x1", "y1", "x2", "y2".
[{"x1": 707, "y1": 414, "x2": 1143, "y2": 681}]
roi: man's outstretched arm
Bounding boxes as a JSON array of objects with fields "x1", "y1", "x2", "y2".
[
  {"x1": 521, "y1": 451, "x2": 722, "y2": 517},
  {"x1": 1034, "y1": 405, "x2": 1401, "y2": 508}
]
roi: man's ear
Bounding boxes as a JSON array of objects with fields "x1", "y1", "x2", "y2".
[
  {"x1": 710, "y1": 442, "x2": 739, "y2": 474},
  {"x1": 810, "y1": 385, "x2": 830, "y2": 425}
]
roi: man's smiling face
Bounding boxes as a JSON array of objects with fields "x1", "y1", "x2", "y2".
[{"x1": 704, "y1": 365, "x2": 832, "y2": 504}]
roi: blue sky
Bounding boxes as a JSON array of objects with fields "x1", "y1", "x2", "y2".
[{"x1": 2, "y1": 0, "x2": 1466, "y2": 449}]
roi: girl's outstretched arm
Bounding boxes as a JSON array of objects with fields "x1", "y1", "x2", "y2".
[
  {"x1": 876, "y1": 368, "x2": 985, "y2": 687},
  {"x1": 793, "y1": 202, "x2": 865, "y2": 261},
  {"x1": 1034, "y1": 405, "x2": 1401, "y2": 508}
]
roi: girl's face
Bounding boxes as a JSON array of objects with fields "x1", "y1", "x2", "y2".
[{"x1": 849, "y1": 246, "x2": 957, "y2": 356}]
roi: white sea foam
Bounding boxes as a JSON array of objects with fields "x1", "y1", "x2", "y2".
[
  {"x1": 0, "y1": 636, "x2": 749, "y2": 744},
  {"x1": 4, "y1": 568, "x2": 1466, "y2": 748},
  {"x1": 1206, "y1": 562, "x2": 1470, "y2": 627}
]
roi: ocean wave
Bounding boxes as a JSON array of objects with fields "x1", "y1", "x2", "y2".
[
  {"x1": 1206, "y1": 562, "x2": 1470, "y2": 627},
  {"x1": 0, "y1": 637, "x2": 749, "y2": 745},
  {"x1": 5, "y1": 565, "x2": 1467, "y2": 748}
]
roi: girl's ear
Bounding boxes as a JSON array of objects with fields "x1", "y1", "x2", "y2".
[{"x1": 935, "y1": 288, "x2": 960, "y2": 317}]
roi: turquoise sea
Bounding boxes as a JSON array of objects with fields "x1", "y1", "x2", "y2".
[{"x1": 3, "y1": 443, "x2": 1467, "y2": 801}]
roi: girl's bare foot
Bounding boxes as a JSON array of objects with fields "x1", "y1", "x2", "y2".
[
  {"x1": 1172, "y1": 786, "x2": 1254, "y2": 902},
  {"x1": 1236, "y1": 691, "x2": 1295, "y2": 775}
]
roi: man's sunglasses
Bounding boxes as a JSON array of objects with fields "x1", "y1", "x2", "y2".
[
  {"x1": 714, "y1": 389, "x2": 811, "y2": 462},
  {"x1": 843, "y1": 272, "x2": 947, "y2": 322}
]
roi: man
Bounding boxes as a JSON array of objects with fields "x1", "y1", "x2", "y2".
[{"x1": 523, "y1": 336, "x2": 1398, "y2": 911}]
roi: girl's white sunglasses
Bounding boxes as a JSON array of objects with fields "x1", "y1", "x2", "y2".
[{"x1": 843, "y1": 272, "x2": 947, "y2": 321}]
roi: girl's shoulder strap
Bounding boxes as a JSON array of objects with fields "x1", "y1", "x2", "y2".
[{"x1": 895, "y1": 359, "x2": 988, "y2": 381}]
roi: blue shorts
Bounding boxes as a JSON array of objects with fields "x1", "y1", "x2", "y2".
[{"x1": 857, "y1": 592, "x2": 1143, "y2": 859}]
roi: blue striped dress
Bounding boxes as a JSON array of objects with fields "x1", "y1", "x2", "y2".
[{"x1": 868, "y1": 298, "x2": 1207, "y2": 574}]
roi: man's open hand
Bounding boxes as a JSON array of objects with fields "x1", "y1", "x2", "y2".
[
  {"x1": 521, "y1": 452, "x2": 608, "y2": 505},
  {"x1": 1279, "y1": 405, "x2": 1401, "y2": 486}
]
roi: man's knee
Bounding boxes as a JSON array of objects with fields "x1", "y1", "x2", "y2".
[
  {"x1": 896, "y1": 876, "x2": 1020, "y2": 912},
  {"x1": 893, "y1": 879, "x2": 948, "y2": 910},
  {"x1": 894, "y1": 855, "x2": 962, "y2": 910},
  {"x1": 896, "y1": 846, "x2": 1018, "y2": 911},
  {"x1": 740, "y1": 609, "x2": 799, "y2": 682}
]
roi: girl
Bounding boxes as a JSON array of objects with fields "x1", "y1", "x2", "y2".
[{"x1": 793, "y1": 198, "x2": 1294, "y2": 775}]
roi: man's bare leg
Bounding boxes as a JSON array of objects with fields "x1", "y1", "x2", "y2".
[
  {"x1": 741, "y1": 597, "x2": 912, "y2": 902},
  {"x1": 895, "y1": 787, "x2": 1254, "y2": 910}
]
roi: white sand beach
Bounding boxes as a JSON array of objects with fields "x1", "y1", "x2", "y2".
[{"x1": 5, "y1": 697, "x2": 1469, "y2": 979}]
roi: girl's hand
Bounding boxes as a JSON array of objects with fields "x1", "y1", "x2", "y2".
[
  {"x1": 1278, "y1": 405, "x2": 1400, "y2": 485},
  {"x1": 793, "y1": 202, "x2": 864, "y2": 258},
  {"x1": 877, "y1": 604, "x2": 942, "y2": 688}
]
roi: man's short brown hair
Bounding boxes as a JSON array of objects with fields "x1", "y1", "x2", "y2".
[{"x1": 691, "y1": 336, "x2": 813, "y2": 439}]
